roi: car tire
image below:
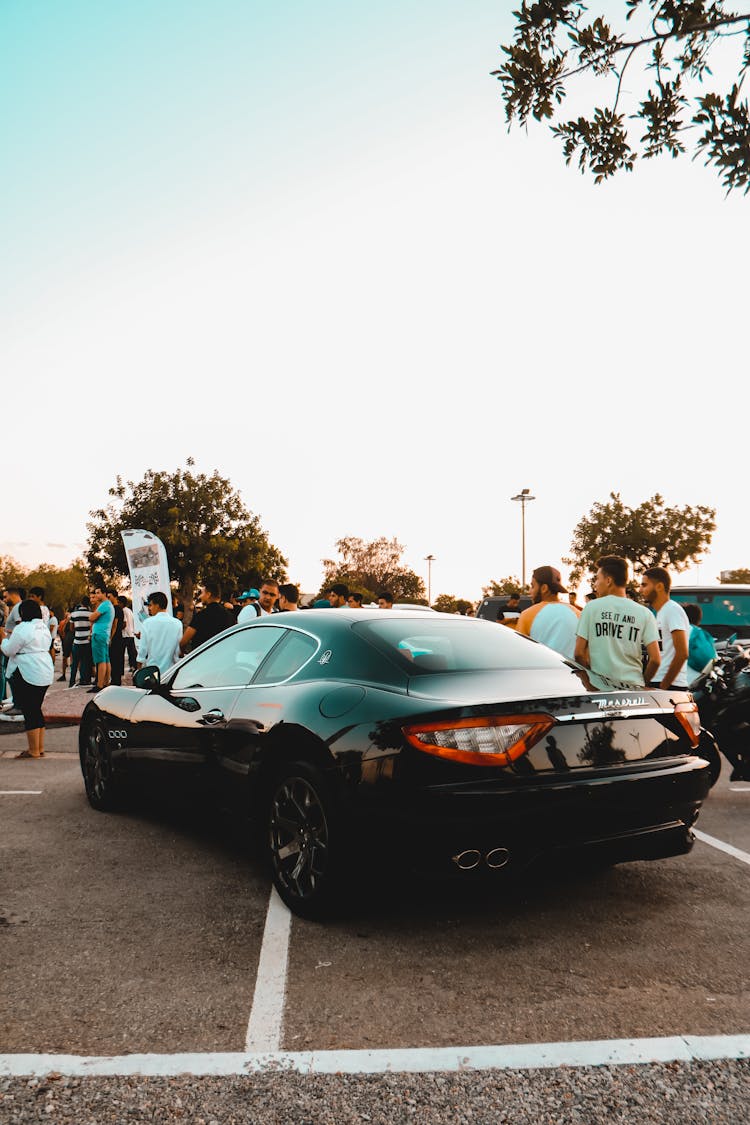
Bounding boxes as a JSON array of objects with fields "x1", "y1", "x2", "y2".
[
  {"x1": 80, "y1": 716, "x2": 124, "y2": 811},
  {"x1": 265, "y1": 760, "x2": 348, "y2": 919}
]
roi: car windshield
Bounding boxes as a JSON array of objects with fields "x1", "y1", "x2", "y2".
[{"x1": 354, "y1": 616, "x2": 565, "y2": 675}]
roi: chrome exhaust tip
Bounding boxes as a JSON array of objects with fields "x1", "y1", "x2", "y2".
[
  {"x1": 485, "y1": 847, "x2": 510, "y2": 870},
  {"x1": 452, "y1": 849, "x2": 482, "y2": 871}
]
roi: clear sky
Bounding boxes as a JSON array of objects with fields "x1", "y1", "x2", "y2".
[{"x1": 1, "y1": 1, "x2": 746, "y2": 599}]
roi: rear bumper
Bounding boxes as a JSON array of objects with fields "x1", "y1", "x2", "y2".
[{"x1": 352, "y1": 757, "x2": 710, "y2": 876}]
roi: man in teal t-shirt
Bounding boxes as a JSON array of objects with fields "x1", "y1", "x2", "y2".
[
  {"x1": 574, "y1": 555, "x2": 660, "y2": 687},
  {"x1": 89, "y1": 587, "x2": 115, "y2": 692}
]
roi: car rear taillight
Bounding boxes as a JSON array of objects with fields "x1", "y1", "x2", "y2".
[
  {"x1": 402, "y1": 715, "x2": 555, "y2": 767},
  {"x1": 674, "y1": 701, "x2": 701, "y2": 748}
]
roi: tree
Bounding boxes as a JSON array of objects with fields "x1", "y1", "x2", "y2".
[
  {"x1": 433, "y1": 594, "x2": 476, "y2": 614},
  {"x1": 320, "y1": 537, "x2": 426, "y2": 603},
  {"x1": 494, "y1": 2, "x2": 750, "y2": 193},
  {"x1": 565, "y1": 491, "x2": 716, "y2": 585},
  {"x1": 0, "y1": 555, "x2": 28, "y2": 591},
  {"x1": 720, "y1": 567, "x2": 750, "y2": 581},
  {"x1": 86, "y1": 460, "x2": 287, "y2": 613},
  {"x1": 24, "y1": 562, "x2": 88, "y2": 616},
  {"x1": 0, "y1": 557, "x2": 87, "y2": 615},
  {"x1": 433, "y1": 594, "x2": 458, "y2": 613},
  {"x1": 482, "y1": 576, "x2": 524, "y2": 597}
]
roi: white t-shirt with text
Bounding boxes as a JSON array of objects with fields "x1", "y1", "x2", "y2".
[{"x1": 576, "y1": 595, "x2": 659, "y2": 686}]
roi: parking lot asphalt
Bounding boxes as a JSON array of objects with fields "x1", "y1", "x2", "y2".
[{"x1": 1, "y1": 726, "x2": 748, "y2": 1122}]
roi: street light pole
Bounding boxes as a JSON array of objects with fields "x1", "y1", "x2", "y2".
[
  {"x1": 424, "y1": 554, "x2": 435, "y2": 606},
  {"x1": 510, "y1": 489, "x2": 536, "y2": 590}
]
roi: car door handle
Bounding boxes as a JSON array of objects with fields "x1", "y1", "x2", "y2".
[{"x1": 199, "y1": 709, "x2": 225, "y2": 726}]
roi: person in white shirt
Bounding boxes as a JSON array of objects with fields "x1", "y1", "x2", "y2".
[
  {"x1": 137, "y1": 592, "x2": 184, "y2": 675},
  {"x1": 118, "y1": 595, "x2": 138, "y2": 676},
  {"x1": 237, "y1": 580, "x2": 279, "y2": 622},
  {"x1": 0, "y1": 599, "x2": 54, "y2": 757},
  {"x1": 639, "y1": 567, "x2": 690, "y2": 689}
]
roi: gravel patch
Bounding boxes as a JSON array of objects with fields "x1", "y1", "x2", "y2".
[{"x1": 1, "y1": 1060, "x2": 748, "y2": 1124}]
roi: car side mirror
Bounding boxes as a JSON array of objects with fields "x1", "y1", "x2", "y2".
[{"x1": 133, "y1": 665, "x2": 161, "y2": 691}]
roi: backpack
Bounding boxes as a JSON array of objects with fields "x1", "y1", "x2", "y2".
[{"x1": 688, "y1": 625, "x2": 716, "y2": 673}]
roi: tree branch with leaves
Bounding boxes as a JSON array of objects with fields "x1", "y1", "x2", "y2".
[{"x1": 493, "y1": 1, "x2": 750, "y2": 192}]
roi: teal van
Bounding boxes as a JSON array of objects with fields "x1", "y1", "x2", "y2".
[{"x1": 670, "y1": 585, "x2": 750, "y2": 642}]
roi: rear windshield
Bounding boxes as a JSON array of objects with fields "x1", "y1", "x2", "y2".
[
  {"x1": 671, "y1": 589, "x2": 750, "y2": 637},
  {"x1": 353, "y1": 616, "x2": 566, "y2": 675}
]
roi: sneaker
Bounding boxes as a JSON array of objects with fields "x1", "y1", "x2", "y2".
[
  {"x1": 87, "y1": 687, "x2": 100, "y2": 694},
  {"x1": 57, "y1": 675, "x2": 66, "y2": 682},
  {"x1": 0, "y1": 709, "x2": 23, "y2": 722},
  {"x1": 68, "y1": 682, "x2": 78, "y2": 689}
]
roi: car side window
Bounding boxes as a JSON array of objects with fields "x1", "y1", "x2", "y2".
[
  {"x1": 171, "y1": 627, "x2": 283, "y2": 690},
  {"x1": 253, "y1": 629, "x2": 319, "y2": 685}
]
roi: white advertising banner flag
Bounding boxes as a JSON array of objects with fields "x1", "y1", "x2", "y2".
[{"x1": 120, "y1": 529, "x2": 173, "y2": 630}]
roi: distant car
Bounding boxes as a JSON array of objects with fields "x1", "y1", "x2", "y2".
[
  {"x1": 670, "y1": 585, "x2": 750, "y2": 643},
  {"x1": 80, "y1": 609, "x2": 710, "y2": 918},
  {"x1": 475, "y1": 595, "x2": 532, "y2": 622}
]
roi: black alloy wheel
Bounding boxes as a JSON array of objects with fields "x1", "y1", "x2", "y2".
[
  {"x1": 80, "y1": 717, "x2": 122, "y2": 811},
  {"x1": 267, "y1": 761, "x2": 343, "y2": 918}
]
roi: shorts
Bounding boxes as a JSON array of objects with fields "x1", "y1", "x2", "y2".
[{"x1": 91, "y1": 634, "x2": 110, "y2": 665}]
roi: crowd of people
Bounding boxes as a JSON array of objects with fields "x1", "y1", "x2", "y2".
[
  {"x1": 0, "y1": 561, "x2": 718, "y2": 758},
  {"x1": 0, "y1": 577, "x2": 401, "y2": 749},
  {"x1": 500, "y1": 555, "x2": 716, "y2": 691}
]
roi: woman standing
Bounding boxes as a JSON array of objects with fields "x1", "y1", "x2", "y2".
[{"x1": 0, "y1": 599, "x2": 54, "y2": 759}]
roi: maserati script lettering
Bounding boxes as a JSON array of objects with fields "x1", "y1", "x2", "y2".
[{"x1": 595, "y1": 697, "x2": 646, "y2": 709}]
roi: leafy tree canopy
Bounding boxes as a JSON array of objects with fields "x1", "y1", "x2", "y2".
[
  {"x1": 564, "y1": 491, "x2": 716, "y2": 585},
  {"x1": 320, "y1": 537, "x2": 426, "y2": 603},
  {"x1": 0, "y1": 555, "x2": 29, "y2": 591},
  {"x1": 86, "y1": 459, "x2": 287, "y2": 607},
  {"x1": 0, "y1": 558, "x2": 87, "y2": 616},
  {"x1": 720, "y1": 567, "x2": 750, "y2": 581},
  {"x1": 433, "y1": 594, "x2": 476, "y2": 614},
  {"x1": 482, "y1": 576, "x2": 525, "y2": 597},
  {"x1": 25, "y1": 562, "x2": 88, "y2": 617},
  {"x1": 494, "y1": 2, "x2": 750, "y2": 192}
]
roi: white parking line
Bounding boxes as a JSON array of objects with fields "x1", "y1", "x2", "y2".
[
  {"x1": 1, "y1": 1034, "x2": 749, "y2": 1077},
  {"x1": 694, "y1": 828, "x2": 750, "y2": 867},
  {"x1": 244, "y1": 888, "x2": 292, "y2": 1052},
  {"x1": 0, "y1": 791, "x2": 42, "y2": 796}
]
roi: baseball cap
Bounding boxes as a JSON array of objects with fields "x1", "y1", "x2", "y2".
[
  {"x1": 238, "y1": 588, "x2": 260, "y2": 601},
  {"x1": 532, "y1": 566, "x2": 567, "y2": 594}
]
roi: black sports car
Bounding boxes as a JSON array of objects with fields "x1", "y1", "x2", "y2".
[{"x1": 79, "y1": 609, "x2": 710, "y2": 917}]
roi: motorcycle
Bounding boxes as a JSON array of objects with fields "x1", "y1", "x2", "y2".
[{"x1": 689, "y1": 642, "x2": 750, "y2": 786}]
